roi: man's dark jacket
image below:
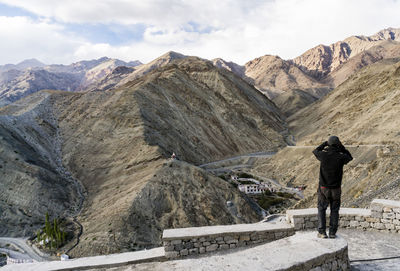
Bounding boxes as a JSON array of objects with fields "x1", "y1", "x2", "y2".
[{"x1": 312, "y1": 142, "x2": 353, "y2": 188}]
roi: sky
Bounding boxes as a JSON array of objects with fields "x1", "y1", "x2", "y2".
[{"x1": 0, "y1": 0, "x2": 399, "y2": 65}]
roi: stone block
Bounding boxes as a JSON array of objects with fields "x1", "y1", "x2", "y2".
[
  {"x1": 393, "y1": 219, "x2": 400, "y2": 226},
  {"x1": 383, "y1": 213, "x2": 395, "y2": 219},
  {"x1": 397, "y1": 213, "x2": 400, "y2": 219},
  {"x1": 189, "y1": 248, "x2": 198, "y2": 255},
  {"x1": 339, "y1": 220, "x2": 350, "y2": 227},
  {"x1": 206, "y1": 244, "x2": 218, "y2": 252},
  {"x1": 293, "y1": 217, "x2": 305, "y2": 225},
  {"x1": 164, "y1": 246, "x2": 174, "y2": 252},
  {"x1": 203, "y1": 241, "x2": 211, "y2": 246},
  {"x1": 371, "y1": 203, "x2": 383, "y2": 212},
  {"x1": 373, "y1": 223, "x2": 385, "y2": 230},
  {"x1": 199, "y1": 247, "x2": 206, "y2": 254},
  {"x1": 349, "y1": 221, "x2": 359, "y2": 228},
  {"x1": 250, "y1": 233, "x2": 258, "y2": 241},
  {"x1": 215, "y1": 237, "x2": 223, "y2": 242},
  {"x1": 171, "y1": 239, "x2": 182, "y2": 245},
  {"x1": 193, "y1": 242, "x2": 200, "y2": 248},
  {"x1": 226, "y1": 238, "x2": 238, "y2": 244},
  {"x1": 184, "y1": 242, "x2": 194, "y2": 249},
  {"x1": 355, "y1": 216, "x2": 364, "y2": 221},
  {"x1": 174, "y1": 244, "x2": 184, "y2": 251},
  {"x1": 165, "y1": 251, "x2": 179, "y2": 258},
  {"x1": 199, "y1": 237, "x2": 206, "y2": 242},
  {"x1": 360, "y1": 222, "x2": 370, "y2": 228},
  {"x1": 393, "y1": 208, "x2": 400, "y2": 214},
  {"x1": 219, "y1": 244, "x2": 229, "y2": 250},
  {"x1": 309, "y1": 216, "x2": 318, "y2": 222},
  {"x1": 383, "y1": 207, "x2": 393, "y2": 213},
  {"x1": 385, "y1": 223, "x2": 395, "y2": 230},
  {"x1": 275, "y1": 231, "x2": 285, "y2": 239},
  {"x1": 229, "y1": 243, "x2": 236, "y2": 249},
  {"x1": 371, "y1": 211, "x2": 383, "y2": 218},
  {"x1": 305, "y1": 221, "x2": 316, "y2": 229},
  {"x1": 366, "y1": 217, "x2": 380, "y2": 223},
  {"x1": 191, "y1": 238, "x2": 198, "y2": 242},
  {"x1": 381, "y1": 218, "x2": 392, "y2": 224},
  {"x1": 180, "y1": 249, "x2": 188, "y2": 256},
  {"x1": 239, "y1": 235, "x2": 250, "y2": 242}
]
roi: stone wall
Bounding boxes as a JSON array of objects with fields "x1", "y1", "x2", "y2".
[
  {"x1": 369, "y1": 199, "x2": 400, "y2": 232},
  {"x1": 162, "y1": 222, "x2": 295, "y2": 259},
  {"x1": 286, "y1": 199, "x2": 400, "y2": 233}
]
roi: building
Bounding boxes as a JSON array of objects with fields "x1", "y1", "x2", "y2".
[{"x1": 238, "y1": 184, "x2": 269, "y2": 194}]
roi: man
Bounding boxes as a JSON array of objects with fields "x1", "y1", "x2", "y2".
[{"x1": 312, "y1": 136, "x2": 353, "y2": 239}]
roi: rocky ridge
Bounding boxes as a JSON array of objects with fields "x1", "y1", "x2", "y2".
[{"x1": 0, "y1": 56, "x2": 288, "y2": 256}]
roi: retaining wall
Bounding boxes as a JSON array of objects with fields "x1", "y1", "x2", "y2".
[
  {"x1": 162, "y1": 222, "x2": 295, "y2": 259},
  {"x1": 286, "y1": 199, "x2": 400, "y2": 233}
]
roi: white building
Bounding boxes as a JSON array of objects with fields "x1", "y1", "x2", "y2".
[{"x1": 238, "y1": 184, "x2": 269, "y2": 194}]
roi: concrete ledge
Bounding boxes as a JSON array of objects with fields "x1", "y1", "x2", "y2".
[
  {"x1": 163, "y1": 222, "x2": 293, "y2": 240},
  {"x1": 135, "y1": 232, "x2": 350, "y2": 271},
  {"x1": 1, "y1": 247, "x2": 165, "y2": 271},
  {"x1": 162, "y1": 222, "x2": 295, "y2": 258},
  {"x1": 371, "y1": 199, "x2": 400, "y2": 209}
]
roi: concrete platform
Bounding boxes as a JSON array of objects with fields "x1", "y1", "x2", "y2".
[
  {"x1": 105, "y1": 232, "x2": 348, "y2": 271},
  {"x1": 0, "y1": 247, "x2": 165, "y2": 271}
]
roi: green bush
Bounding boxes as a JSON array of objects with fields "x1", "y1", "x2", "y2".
[{"x1": 37, "y1": 212, "x2": 67, "y2": 249}]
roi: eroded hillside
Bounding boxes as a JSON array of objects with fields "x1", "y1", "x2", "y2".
[
  {"x1": 251, "y1": 58, "x2": 400, "y2": 209},
  {"x1": 0, "y1": 57, "x2": 289, "y2": 256}
]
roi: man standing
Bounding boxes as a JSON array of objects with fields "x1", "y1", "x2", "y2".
[{"x1": 313, "y1": 136, "x2": 353, "y2": 238}]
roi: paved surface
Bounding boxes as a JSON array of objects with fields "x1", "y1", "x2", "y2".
[
  {"x1": 0, "y1": 247, "x2": 165, "y2": 271},
  {"x1": 339, "y1": 229, "x2": 400, "y2": 271},
  {"x1": 3, "y1": 229, "x2": 400, "y2": 270},
  {"x1": 0, "y1": 237, "x2": 46, "y2": 262},
  {"x1": 103, "y1": 232, "x2": 348, "y2": 271}
]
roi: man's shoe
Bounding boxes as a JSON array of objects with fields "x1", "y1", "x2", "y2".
[
  {"x1": 329, "y1": 233, "x2": 336, "y2": 239},
  {"x1": 317, "y1": 232, "x2": 328, "y2": 239}
]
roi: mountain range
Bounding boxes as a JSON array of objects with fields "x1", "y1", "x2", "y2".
[{"x1": 1, "y1": 27, "x2": 400, "y2": 257}]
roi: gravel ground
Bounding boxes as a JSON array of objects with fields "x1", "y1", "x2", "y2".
[{"x1": 339, "y1": 229, "x2": 400, "y2": 271}]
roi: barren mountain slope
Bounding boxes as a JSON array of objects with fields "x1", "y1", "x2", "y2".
[
  {"x1": 251, "y1": 58, "x2": 400, "y2": 209},
  {"x1": 272, "y1": 89, "x2": 318, "y2": 117},
  {"x1": 0, "y1": 57, "x2": 141, "y2": 106},
  {"x1": 292, "y1": 27, "x2": 400, "y2": 80},
  {"x1": 0, "y1": 91, "x2": 83, "y2": 236},
  {"x1": 325, "y1": 40, "x2": 400, "y2": 87},
  {"x1": 0, "y1": 57, "x2": 288, "y2": 256},
  {"x1": 244, "y1": 55, "x2": 330, "y2": 99}
]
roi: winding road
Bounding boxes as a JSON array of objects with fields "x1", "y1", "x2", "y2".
[{"x1": 0, "y1": 237, "x2": 48, "y2": 262}]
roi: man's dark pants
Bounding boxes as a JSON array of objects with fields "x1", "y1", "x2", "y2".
[{"x1": 318, "y1": 186, "x2": 341, "y2": 235}]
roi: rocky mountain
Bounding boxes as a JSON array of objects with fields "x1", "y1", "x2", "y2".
[
  {"x1": 292, "y1": 27, "x2": 400, "y2": 80},
  {"x1": 0, "y1": 58, "x2": 46, "y2": 73},
  {"x1": 212, "y1": 58, "x2": 245, "y2": 77},
  {"x1": 0, "y1": 56, "x2": 288, "y2": 256},
  {"x1": 0, "y1": 57, "x2": 142, "y2": 106},
  {"x1": 251, "y1": 57, "x2": 400, "y2": 210},
  {"x1": 243, "y1": 55, "x2": 330, "y2": 99},
  {"x1": 83, "y1": 51, "x2": 186, "y2": 92}
]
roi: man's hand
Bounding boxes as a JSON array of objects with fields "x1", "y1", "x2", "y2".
[{"x1": 316, "y1": 141, "x2": 328, "y2": 151}]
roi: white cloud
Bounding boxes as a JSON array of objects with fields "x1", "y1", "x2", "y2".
[
  {"x1": 0, "y1": 16, "x2": 85, "y2": 64},
  {"x1": 0, "y1": 0, "x2": 399, "y2": 65}
]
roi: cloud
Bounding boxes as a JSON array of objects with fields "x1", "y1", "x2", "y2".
[
  {"x1": 0, "y1": 16, "x2": 85, "y2": 64},
  {"x1": 0, "y1": 0, "x2": 399, "y2": 65}
]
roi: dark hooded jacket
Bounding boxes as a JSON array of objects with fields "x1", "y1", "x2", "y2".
[{"x1": 312, "y1": 142, "x2": 353, "y2": 188}]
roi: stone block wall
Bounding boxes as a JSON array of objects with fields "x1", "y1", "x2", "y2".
[
  {"x1": 305, "y1": 246, "x2": 349, "y2": 271},
  {"x1": 369, "y1": 199, "x2": 400, "y2": 232},
  {"x1": 162, "y1": 223, "x2": 295, "y2": 259},
  {"x1": 286, "y1": 199, "x2": 400, "y2": 233}
]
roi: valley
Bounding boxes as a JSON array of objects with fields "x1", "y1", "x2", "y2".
[{"x1": 1, "y1": 27, "x2": 400, "y2": 262}]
